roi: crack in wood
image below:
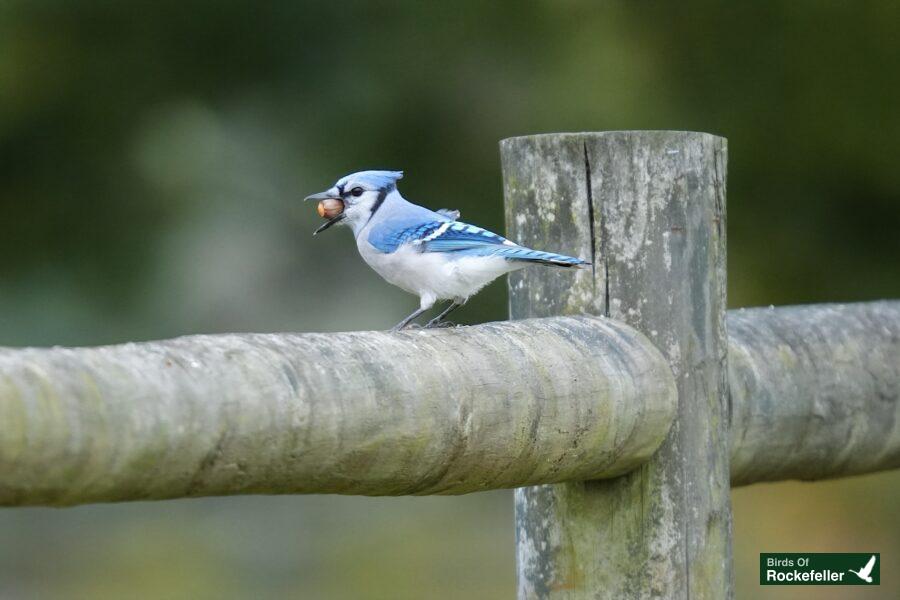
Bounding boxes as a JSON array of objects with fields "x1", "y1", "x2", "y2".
[
  {"x1": 583, "y1": 142, "x2": 597, "y2": 291},
  {"x1": 583, "y1": 141, "x2": 611, "y2": 316}
]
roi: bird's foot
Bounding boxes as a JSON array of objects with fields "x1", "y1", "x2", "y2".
[{"x1": 425, "y1": 319, "x2": 456, "y2": 329}]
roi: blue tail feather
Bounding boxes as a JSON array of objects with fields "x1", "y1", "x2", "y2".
[
  {"x1": 450, "y1": 244, "x2": 589, "y2": 267},
  {"x1": 497, "y1": 246, "x2": 589, "y2": 267}
]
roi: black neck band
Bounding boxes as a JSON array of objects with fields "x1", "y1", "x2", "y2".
[{"x1": 364, "y1": 188, "x2": 389, "y2": 227}]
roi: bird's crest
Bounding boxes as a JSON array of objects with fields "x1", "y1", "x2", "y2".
[{"x1": 337, "y1": 170, "x2": 404, "y2": 191}]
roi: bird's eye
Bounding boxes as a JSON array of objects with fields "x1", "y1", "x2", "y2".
[{"x1": 350, "y1": 187, "x2": 364, "y2": 197}]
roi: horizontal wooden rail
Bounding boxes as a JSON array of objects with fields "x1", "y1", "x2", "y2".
[
  {"x1": 1, "y1": 301, "x2": 898, "y2": 507},
  {"x1": 0, "y1": 316, "x2": 676, "y2": 506},
  {"x1": 729, "y1": 301, "x2": 900, "y2": 485}
]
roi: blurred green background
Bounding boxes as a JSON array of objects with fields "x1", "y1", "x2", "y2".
[{"x1": 1, "y1": 1, "x2": 898, "y2": 598}]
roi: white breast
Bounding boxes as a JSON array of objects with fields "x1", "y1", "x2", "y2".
[{"x1": 357, "y1": 238, "x2": 520, "y2": 303}]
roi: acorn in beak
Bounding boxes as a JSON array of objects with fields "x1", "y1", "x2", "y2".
[{"x1": 305, "y1": 190, "x2": 345, "y2": 235}]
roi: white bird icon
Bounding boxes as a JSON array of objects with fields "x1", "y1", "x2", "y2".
[{"x1": 848, "y1": 555, "x2": 876, "y2": 583}]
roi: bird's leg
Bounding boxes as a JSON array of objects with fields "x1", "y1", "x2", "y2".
[
  {"x1": 425, "y1": 299, "x2": 465, "y2": 329},
  {"x1": 391, "y1": 308, "x2": 428, "y2": 331},
  {"x1": 391, "y1": 296, "x2": 436, "y2": 331},
  {"x1": 424, "y1": 302, "x2": 460, "y2": 328}
]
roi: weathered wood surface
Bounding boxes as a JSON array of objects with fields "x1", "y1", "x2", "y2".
[
  {"x1": 503, "y1": 131, "x2": 732, "y2": 599},
  {"x1": 0, "y1": 316, "x2": 677, "y2": 506},
  {"x1": 729, "y1": 301, "x2": 900, "y2": 485},
  {"x1": 0, "y1": 300, "x2": 898, "y2": 510}
]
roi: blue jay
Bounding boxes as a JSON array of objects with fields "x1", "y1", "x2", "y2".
[{"x1": 305, "y1": 170, "x2": 588, "y2": 330}]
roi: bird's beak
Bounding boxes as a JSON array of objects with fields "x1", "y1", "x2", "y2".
[
  {"x1": 305, "y1": 188, "x2": 345, "y2": 235},
  {"x1": 313, "y1": 214, "x2": 344, "y2": 235},
  {"x1": 304, "y1": 190, "x2": 338, "y2": 202}
]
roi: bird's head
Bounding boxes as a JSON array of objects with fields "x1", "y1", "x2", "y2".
[{"x1": 305, "y1": 170, "x2": 403, "y2": 235}]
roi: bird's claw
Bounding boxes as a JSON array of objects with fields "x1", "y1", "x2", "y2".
[{"x1": 425, "y1": 320, "x2": 456, "y2": 329}]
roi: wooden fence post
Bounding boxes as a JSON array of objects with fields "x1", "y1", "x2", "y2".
[{"x1": 502, "y1": 131, "x2": 732, "y2": 599}]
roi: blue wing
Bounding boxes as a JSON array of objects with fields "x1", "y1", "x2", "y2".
[
  {"x1": 367, "y1": 219, "x2": 448, "y2": 253},
  {"x1": 368, "y1": 219, "x2": 588, "y2": 267}
]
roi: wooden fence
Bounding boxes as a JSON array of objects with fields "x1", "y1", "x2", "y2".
[{"x1": 1, "y1": 132, "x2": 898, "y2": 599}]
